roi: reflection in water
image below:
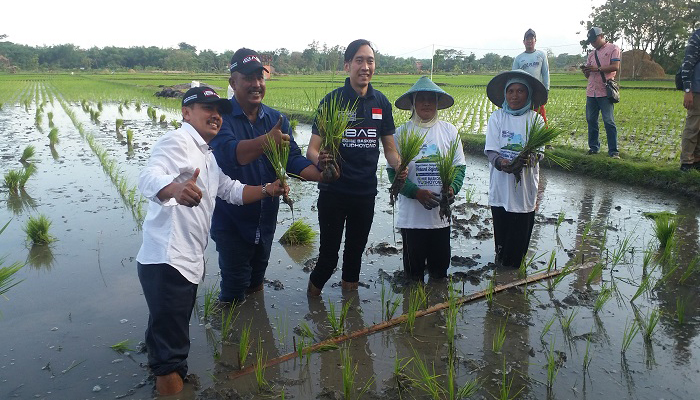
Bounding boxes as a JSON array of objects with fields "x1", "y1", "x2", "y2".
[
  {"x1": 7, "y1": 189, "x2": 36, "y2": 215},
  {"x1": 655, "y1": 200, "x2": 700, "y2": 366},
  {"x1": 50, "y1": 145, "x2": 59, "y2": 160},
  {"x1": 281, "y1": 242, "x2": 315, "y2": 265},
  {"x1": 481, "y1": 267, "x2": 531, "y2": 398},
  {"x1": 26, "y1": 244, "x2": 54, "y2": 270}
]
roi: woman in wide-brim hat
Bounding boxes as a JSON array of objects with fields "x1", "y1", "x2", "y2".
[
  {"x1": 483, "y1": 69, "x2": 547, "y2": 269},
  {"x1": 387, "y1": 76, "x2": 466, "y2": 282}
]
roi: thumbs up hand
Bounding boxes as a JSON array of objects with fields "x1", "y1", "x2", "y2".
[
  {"x1": 266, "y1": 116, "x2": 290, "y2": 145},
  {"x1": 174, "y1": 168, "x2": 203, "y2": 207}
]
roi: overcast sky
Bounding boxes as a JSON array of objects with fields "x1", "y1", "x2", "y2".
[{"x1": 4, "y1": 0, "x2": 605, "y2": 59}]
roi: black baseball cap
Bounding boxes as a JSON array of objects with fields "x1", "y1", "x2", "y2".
[
  {"x1": 524, "y1": 29, "x2": 536, "y2": 39},
  {"x1": 181, "y1": 86, "x2": 232, "y2": 113},
  {"x1": 587, "y1": 27, "x2": 604, "y2": 43},
  {"x1": 229, "y1": 48, "x2": 270, "y2": 75}
]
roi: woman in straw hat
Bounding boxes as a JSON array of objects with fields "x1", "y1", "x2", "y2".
[
  {"x1": 484, "y1": 70, "x2": 547, "y2": 269},
  {"x1": 388, "y1": 76, "x2": 466, "y2": 282}
]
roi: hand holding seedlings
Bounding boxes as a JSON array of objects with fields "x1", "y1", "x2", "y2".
[
  {"x1": 161, "y1": 168, "x2": 202, "y2": 207},
  {"x1": 416, "y1": 189, "x2": 440, "y2": 210},
  {"x1": 318, "y1": 149, "x2": 340, "y2": 182},
  {"x1": 266, "y1": 117, "x2": 290, "y2": 145},
  {"x1": 264, "y1": 179, "x2": 289, "y2": 198}
]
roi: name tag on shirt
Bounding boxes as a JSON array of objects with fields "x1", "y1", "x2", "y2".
[{"x1": 372, "y1": 108, "x2": 382, "y2": 119}]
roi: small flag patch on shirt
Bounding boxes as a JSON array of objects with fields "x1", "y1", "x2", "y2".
[{"x1": 372, "y1": 108, "x2": 382, "y2": 119}]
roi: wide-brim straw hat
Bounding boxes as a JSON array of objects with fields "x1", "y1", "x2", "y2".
[
  {"x1": 395, "y1": 76, "x2": 455, "y2": 110},
  {"x1": 486, "y1": 70, "x2": 548, "y2": 109}
]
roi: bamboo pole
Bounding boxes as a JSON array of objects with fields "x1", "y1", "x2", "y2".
[{"x1": 227, "y1": 266, "x2": 577, "y2": 380}]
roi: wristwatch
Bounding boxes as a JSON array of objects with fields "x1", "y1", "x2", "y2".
[
  {"x1": 262, "y1": 183, "x2": 270, "y2": 196},
  {"x1": 686, "y1": 88, "x2": 691, "y2": 93}
]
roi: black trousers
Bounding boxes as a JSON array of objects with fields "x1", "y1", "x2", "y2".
[
  {"x1": 137, "y1": 262, "x2": 198, "y2": 378},
  {"x1": 401, "y1": 227, "x2": 451, "y2": 282},
  {"x1": 310, "y1": 190, "x2": 375, "y2": 289},
  {"x1": 490, "y1": 206, "x2": 535, "y2": 268}
]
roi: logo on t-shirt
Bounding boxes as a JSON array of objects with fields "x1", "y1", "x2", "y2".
[
  {"x1": 500, "y1": 130, "x2": 524, "y2": 161},
  {"x1": 372, "y1": 108, "x2": 382, "y2": 119},
  {"x1": 414, "y1": 143, "x2": 442, "y2": 187}
]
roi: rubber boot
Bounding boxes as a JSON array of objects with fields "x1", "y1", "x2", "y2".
[{"x1": 155, "y1": 371, "x2": 183, "y2": 396}]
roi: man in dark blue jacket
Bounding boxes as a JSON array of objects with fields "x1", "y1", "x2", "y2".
[
  {"x1": 680, "y1": 28, "x2": 700, "y2": 172},
  {"x1": 210, "y1": 48, "x2": 322, "y2": 303}
]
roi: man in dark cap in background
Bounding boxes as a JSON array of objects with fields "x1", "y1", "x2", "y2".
[
  {"x1": 582, "y1": 27, "x2": 621, "y2": 159},
  {"x1": 209, "y1": 48, "x2": 323, "y2": 305}
]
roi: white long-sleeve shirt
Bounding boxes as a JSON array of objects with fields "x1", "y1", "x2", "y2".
[{"x1": 136, "y1": 122, "x2": 245, "y2": 284}]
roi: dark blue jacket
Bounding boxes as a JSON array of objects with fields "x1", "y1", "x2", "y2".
[
  {"x1": 312, "y1": 78, "x2": 395, "y2": 196},
  {"x1": 210, "y1": 97, "x2": 311, "y2": 244},
  {"x1": 681, "y1": 29, "x2": 700, "y2": 93}
]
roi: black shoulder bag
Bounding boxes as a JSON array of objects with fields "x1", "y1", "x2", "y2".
[{"x1": 594, "y1": 50, "x2": 620, "y2": 103}]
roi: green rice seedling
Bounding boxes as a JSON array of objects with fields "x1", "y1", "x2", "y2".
[
  {"x1": 497, "y1": 356, "x2": 521, "y2": 400},
  {"x1": 147, "y1": 107, "x2": 155, "y2": 120},
  {"x1": 238, "y1": 320, "x2": 252, "y2": 369},
  {"x1": 312, "y1": 92, "x2": 357, "y2": 181},
  {"x1": 387, "y1": 294, "x2": 401, "y2": 320},
  {"x1": 586, "y1": 263, "x2": 604, "y2": 286},
  {"x1": 220, "y1": 306, "x2": 238, "y2": 344},
  {"x1": 327, "y1": 298, "x2": 352, "y2": 336},
  {"x1": 298, "y1": 321, "x2": 314, "y2": 340},
  {"x1": 610, "y1": 232, "x2": 634, "y2": 267},
  {"x1": 583, "y1": 329, "x2": 593, "y2": 371},
  {"x1": 118, "y1": 104, "x2": 124, "y2": 116},
  {"x1": 97, "y1": 101, "x2": 103, "y2": 112},
  {"x1": 341, "y1": 345, "x2": 355, "y2": 399},
  {"x1": 201, "y1": 282, "x2": 220, "y2": 320},
  {"x1": 254, "y1": 336, "x2": 268, "y2": 391},
  {"x1": 593, "y1": 283, "x2": 612, "y2": 314},
  {"x1": 540, "y1": 315, "x2": 556, "y2": 340},
  {"x1": 485, "y1": 274, "x2": 495, "y2": 305},
  {"x1": 652, "y1": 213, "x2": 679, "y2": 250},
  {"x1": 509, "y1": 118, "x2": 570, "y2": 185},
  {"x1": 110, "y1": 339, "x2": 135, "y2": 353},
  {"x1": 435, "y1": 138, "x2": 459, "y2": 220},
  {"x1": 48, "y1": 127, "x2": 59, "y2": 147},
  {"x1": 135, "y1": 102, "x2": 141, "y2": 112},
  {"x1": 545, "y1": 337, "x2": 560, "y2": 388},
  {"x1": 640, "y1": 308, "x2": 660, "y2": 343},
  {"x1": 676, "y1": 297, "x2": 686, "y2": 324},
  {"x1": 19, "y1": 164, "x2": 37, "y2": 188},
  {"x1": 560, "y1": 308, "x2": 578, "y2": 336},
  {"x1": 262, "y1": 133, "x2": 292, "y2": 210},
  {"x1": 126, "y1": 129, "x2": 134, "y2": 151},
  {"x1": 93, "y1": 110, "x2": 100, "y2": 123},
  {"x1": 289, "y1": 118, "x2": 298, "y2": 132},
  {"x1": 555, "y1": 210, "x2": 566, "y2": 231},
  {"x1": 123, "y1": 100, "x2": 130, "y2": 109},
  {"x1": 549, "y1": 264, "x2": 573, "y2": 292},
  {"x1": 621, "y1": 319, "x2": 640, "y2": 353},
  {"x1": 631, "y1": 267, "x2": 657, "y2": 302},
  {"x1": 393, "y1": 356, "x2": 412, "y2": 391},
  {"x1": 409, "y1": 347, "x2": 444, "y2": 399},
  {"x1": 4, "y1": 170, "x2": 22, "y2": 193},
  {"x1": 47, "y1": 111, "x2": 54, "y2": 128},
  {"x1": 170, "y1": 120, "x2": 181, "y2": 129},
  {"x1": 279, "y1": 220, "x2": 315, "y2": 245},
  {"x1": 294, "y1": 335, "x2": 308, "y2": 363},
  {"x1": 159, "y1": 114, "x2": 167, "y2": 124},
  {"x1": 0, "y1": 220, "x2": 24, "y2": 297},
  {"x1": 34, "y1": 112, "x2": 42, "y2": 127},
  {"x1": 457, "y1": 377, "x2": 482, "y2": 399},
  {"x1": 492, "y1": 315, "x2": 508, "y2": 353},
  {"x1": 24, "y1": 214, "x2": 54, "y2": 245},
  {"x1": 274, "y1": 312, "x2": 289, "y2": 348},
  {"x1": 679, "y1": 255, "x2": 700, "y2": 284},
  {"x1": 463, "y1": 184, "x2": 476, "y2": 204},
  {"x1": 545, "y1": 249, "x2": 556, "y2": 273},
  {"x1": 389, "y1": 128, "x2": 426, "y2": 205},
  {"x1": 445, "y1": 283, "x2": 459, "y2": 349},
  {"x1": 116, "y1": 118, "x2": 124, "y2": 136},
  {"x1": 20, "y1": 145, "x2": 35, "y2": 163}
]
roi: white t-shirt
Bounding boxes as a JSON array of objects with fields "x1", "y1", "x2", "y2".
[
  {"x1": 484, "y1": 109, "x2": 542, "y2": 213},
  {"x1": 391, "y1": 120, "x2": 467, "y2": 229}
]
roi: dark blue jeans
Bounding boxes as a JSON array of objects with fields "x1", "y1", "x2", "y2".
[
  {"x1": 137, "y1": 262, "x2": 198, "y2": 378},
  {"x1": 211, "y1": 228, "x2": 271, "y2": 303},
  {"x1": 586, "y1": 96, "x2": 619, "y2": 155}
]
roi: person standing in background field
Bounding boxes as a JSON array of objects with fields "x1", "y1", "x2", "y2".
[
  {"x1": 679, "y1": 28, "x2": 700, "y2": 172},
  {"x1": 305, "y1": 39, "x2": 403, "y2": 296},
  {"x1": 136, "y1": 87, "x2": 286, "y2": 396},
  {"x1": 582, "y1": 26, "x2": 621, "y2": 159},
  {"x1": 512, "y1": 28, "x2": 550, "y2": 122}
]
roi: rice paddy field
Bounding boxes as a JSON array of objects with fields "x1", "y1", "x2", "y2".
[{"x1": 0, "y1": 72, "x2": 699, "y2": 400}]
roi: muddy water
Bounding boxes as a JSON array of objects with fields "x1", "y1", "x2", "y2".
[{"x1": 1, "y1": 100, "x2": 699, "y2": 400}]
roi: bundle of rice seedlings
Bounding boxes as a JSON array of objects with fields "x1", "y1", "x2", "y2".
[
  {"x1": 290, "y1": 119, "x2": 298, "y2": 133},
  {"x1": 389, "y1": 128, "x2": 426, "y2": 206},
  {"x1": 312, "y1": 92, "x2": 357, "y2": 182},
  {"x1": 159, "y1": 114, "x2": 167, "y2": 124},
  {"x1": 0, "y1": 221, "x2": 24, "y2": 297},
  {"x1": 279, "y1": 220, "x2": 316, "y2": 245},
  {"x1": 19, "y1": 164, "x2": 37, "y2": 188},
  {"x1": 435, "y1": 139, "x2": 460, "y2": 220},
  {"x1": 170, "y1": 120, "x2": 181, "y2": 129},
  {"x1": 262, "y1": 134, "x2": 292, "y2": 211},
  {"x1": 4, "y1": 170, "x2": 22, "y2": 193},
  {"x1": 652, "y1": 213, "x2": 679, "y2": 249},
  {"x1": 116, "y1": 119, "x2": 124, "y2": 137},
  {"x1": 47, "y1": 111, "x2": 54, "y2": 128},
  {"x1": 24, "y1": 214, "x2": 55, "y2": 245},
  {"x1": 97, "y1": 101, "x2": 103, "y2": 112},
  {"x1": 134, "y1": 102, "x2": 141, "y2": 112},
  {"x1": 126, "y1": 129, "x2": 134, "y2": 151},
  {"x1": 509, "y1": 118, "x2": 571, "y2": 184},
  {"x1": 20, "y1": 145, "x2": 35, "y2": 163},
  {"x1": 48, "y1": 127, "x2": 59, "y2": 147},
  {"x1": 118, "y1": 104, "x2": 124, "y2": 116}
]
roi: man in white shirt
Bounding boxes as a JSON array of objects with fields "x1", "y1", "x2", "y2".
[
  {"x1": 512, "y1": 29, "x2": 550, "y2": 122},
  {"x1": 136, "y1": 86, "x2": 286, "y2": 395}
]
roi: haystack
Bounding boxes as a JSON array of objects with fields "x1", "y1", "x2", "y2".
[{"x1": 620, "y1": 49, "x2": 665, "y2": 79}]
